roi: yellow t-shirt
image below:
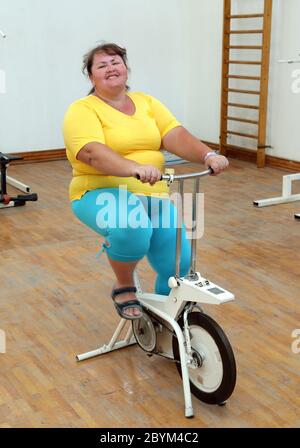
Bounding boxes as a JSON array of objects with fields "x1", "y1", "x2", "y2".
[{"x1": 63, "y1": 92, "x2": 181, "y2": 201}]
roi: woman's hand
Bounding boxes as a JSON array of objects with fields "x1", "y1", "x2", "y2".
[
  {"x1": 132, "y1": 164, "x2": 162, "y2": 185},
  {"x1": 205, "y1": 155, "x2": 229, "y2": 175}
]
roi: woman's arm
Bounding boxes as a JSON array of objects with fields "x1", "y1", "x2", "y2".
[
  {"x1": 77, "y1": 141, "x2": 138, "y2": 176},
  {"x1": 77, "y1": 142, "x2": 161, "y2": 184},
  {"x1": 162, "y1": 126, "x2": 228, "y2": 174},
  {"x1": 162, "y1": 126, "x2": 211, "y2": 162}
]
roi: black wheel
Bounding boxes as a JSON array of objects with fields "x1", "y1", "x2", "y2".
[{"x1": 172, "y1": 312, "x2": 236, "y2": 405}]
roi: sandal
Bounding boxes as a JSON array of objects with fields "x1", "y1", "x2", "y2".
[{"x1": 111, "y1": 286, "x2": 143, "y2": 320}]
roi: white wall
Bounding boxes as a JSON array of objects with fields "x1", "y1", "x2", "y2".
[
  {"x1": 268, "y1": 0, "x2": 300, "y2": 161},
  {"x1": 182, "y1": 0, "x2": 223, "y2": 142},
  {"x1": 0, "y1": 0, "x2": 299, "y2": 162},
  {"x1": 0, "y1": 0, "x2": 185, "y2": 153}
]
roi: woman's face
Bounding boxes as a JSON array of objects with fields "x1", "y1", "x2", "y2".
[{"x1": 89, "y1": 52, "x2": 128, "y2": 95}]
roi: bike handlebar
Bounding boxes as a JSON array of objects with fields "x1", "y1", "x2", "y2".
[
  {"x1": 136, "y1": 168, "x2": 213, "y2": 183},
  {"x1": 161, "y1": 168, "x2": 213, "y2": 182}
]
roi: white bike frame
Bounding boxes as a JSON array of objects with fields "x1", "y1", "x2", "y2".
[{"x1": 76, "y1": 169, "x2": 235, "y2": 418}]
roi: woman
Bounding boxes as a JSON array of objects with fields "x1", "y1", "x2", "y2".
[{"x1": 63, "y1": 42, "x2": 228, "y2": 320}]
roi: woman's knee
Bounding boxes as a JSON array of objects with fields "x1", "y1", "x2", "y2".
[
  {"x1": 149, "y1": 238, "x2": 191, "y2": 278},
  {"x1": 106, "y1": 226, "x2": 153, "y2": 261}
]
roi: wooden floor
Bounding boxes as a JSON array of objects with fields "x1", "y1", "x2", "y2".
[{"x1": 0, "y1": 158, "x2": 299, "y2": 428}]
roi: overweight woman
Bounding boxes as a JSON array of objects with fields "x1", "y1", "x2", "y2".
[{"x1": 63, "y1": 43, "x2": 228, "y2": 320}]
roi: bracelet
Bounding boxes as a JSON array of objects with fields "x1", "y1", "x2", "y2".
[{"x1": 203, "y1": 151, "x2": 217, "y2": 163}]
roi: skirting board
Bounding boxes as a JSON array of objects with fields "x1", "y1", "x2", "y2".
[{"x1": 5, "y1": 143, "x2": 300, "y2": 173}]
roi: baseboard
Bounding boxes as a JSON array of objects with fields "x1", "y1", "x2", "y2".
[
  {"x1": 6, "y1": 144, "x2": 300, "y2": 172},
  {"x1": 7, "y1": 149, "x2": 67, "y2": 164},
  {"x1": 203, "y1": 141, "x2": 300, "y2": 172}
]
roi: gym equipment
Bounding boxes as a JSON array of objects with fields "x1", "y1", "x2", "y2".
[
  {"x1": 254, "y1": 172, "x2": 300, "y2": 210},
  {"x1": 220, "y1": 0, "x2": 273, "y2": 169},
  {"x1": 254, "y1": 53, "x2": 300, "y2": 219},
  {"x1": 0, "y1": 30, "x2": 37, "y2": 208},
  {"x1": 76, "y1": 168, "x2": 236, "y2": 418},
  {"x1": 0, "y1": 152, "x2": 38, "y2": 208}
]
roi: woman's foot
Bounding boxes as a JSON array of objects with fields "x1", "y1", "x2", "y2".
[{"x1": 111, "y1": 284, "x2": 142, "y2": 319}]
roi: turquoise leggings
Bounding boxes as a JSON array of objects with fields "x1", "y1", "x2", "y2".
[{"x1": 72, "y1": 188, "x2": 191, "y2": 295}]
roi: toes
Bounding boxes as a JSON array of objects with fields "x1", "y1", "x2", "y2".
[
  {"x1": 124, "y1": 307, "x2": 134, "y2": 317},
  {"x1": 124, "y1": 307, "x2": 140, "y2": 317}
]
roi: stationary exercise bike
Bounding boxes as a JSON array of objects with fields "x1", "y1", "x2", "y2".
[{"x1": 77, "y1": 168, "x2": 236, "y2": 418}]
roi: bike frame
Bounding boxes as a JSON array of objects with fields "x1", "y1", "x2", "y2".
[{"x1": 76, "y1": 169, "x2": 235, "y2": 418}]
